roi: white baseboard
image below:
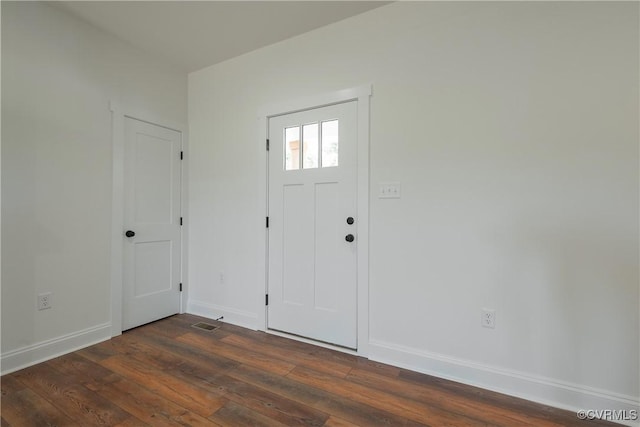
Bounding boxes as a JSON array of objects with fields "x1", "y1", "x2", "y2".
[
  {"x1": 369, "y1": 339, "x2": 640, "y2": 427},
  {"x1": 187, "y1": 299, "x2": 258, "y2": 330},
  {"x1": 1, "y1": 323, "x2": 112, "y2": 375}
]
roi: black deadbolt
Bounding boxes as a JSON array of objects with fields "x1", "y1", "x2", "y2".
[
  {"x1": 125, "y1": 230, "x2": 136, "y2": 238},
  {"x1": 346, "y1": 217, "x2": 355, "y2": 225},
  {"x1": 345, "y1": 234, "x2": 355, "y2": 243}
]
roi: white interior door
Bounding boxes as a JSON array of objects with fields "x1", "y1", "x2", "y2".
[
  {"x1": 268, "y1": 101, "x2": 358, "y2": 349},
  {"x1": 123, "y1": 117, "x2": 182, "y2": 330}
]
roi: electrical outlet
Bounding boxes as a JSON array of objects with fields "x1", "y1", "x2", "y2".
[
  {"x1": 37, "y1": 293, "x2": 52, "y2": 311},
  {"x1": 481, "y1": 308, "x2": 495, "y2": 329}
]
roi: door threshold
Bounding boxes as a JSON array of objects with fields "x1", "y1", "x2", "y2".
[{"x1": 266, "y1": 328, "x2": 358, "y2": 356}]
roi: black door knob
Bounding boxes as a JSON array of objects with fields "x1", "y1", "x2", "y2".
[
  {"x1": 125, "y1": 230, "x2": 135, "y2": 238},
  {"x1": 346, "y1": 217, "x2": 355, "y2": 225},
  {"x1": 345, "y1": 234, "x2": 355, "y2": 242}
]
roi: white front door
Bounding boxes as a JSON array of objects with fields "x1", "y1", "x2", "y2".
[
  {"x1": 268, "y1": 101, "x2": 358, "y2": 349},
  {"x1": 123, "y1": 117, "x2": 182, "y2": 330}
]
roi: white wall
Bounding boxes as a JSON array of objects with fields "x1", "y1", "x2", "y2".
[
  {"x1": 188, "y1": 1, "x2": 639, "y2": 417},
  {"x1": 1, "y1": 1, "x2": 187, "y2": 372}
]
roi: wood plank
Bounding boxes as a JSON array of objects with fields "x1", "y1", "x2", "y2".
[
  {"x1": 99, "y1": 354, "x2": 227, "y2": 417},
  {"x1": 261, "y1": 333, "x2": 401, "y2": 381},
  {"x1": 46, "y1": 352, "x2": 116, "y2": 385},
  {"x1": 225, "y1": 326, "x2": 361, "y2": 368},
  {"x1": 397, "y1": 370, "x2": 617, "y2": 427},
  {"x1": 76, "y1": 339, "x2": 122, "y2": 363},
  {"x1": 97, "y1": 333, "x2": 207, "y2": 373},
  {"x1": 127, "y1": 340, "x2": 233, "y2": 387},
  {"x1": 222, "y1": 329, "x2": 395, "y2": 377},
  {"x1": 90, "y1": 376, "x2": 216, "y2": 427},
  {"x1": 125, "y1": 328, "x2": 239, "y2": 373},
  {"x1": 323, "y1": 416, "x2": 360, "y2": 427},
  {"x1": 221, "y1": 334, "x2": 353, "y2": 378},
  {"x1": 174, "y1": 370, "x2": 329, "y2": 427},
  {"x1": 231, "y1": 328, "x2": 400, "y2": 379},
  {"x1": 1, "y1": 385, "x2": 80, "y2": 426},
  {"x1": 1, "y1": 374, "x2": 26, "y2": 395},
  {"x1": 107, "y1": 337, "x2": 329, "y2": 427},
  {"x1": 346, "y1": 368, "x2": 562, "y2": 427},
  {"x1": 12, "y1": 364, "x2": 133, "y2": 426},
  {"x1": 353, "y1": 358, "x2": 401, "y2": 378},
  {"x1": 227, "y1": 364, "x2": 427, "y2": 426},
  {"x1": 287, "y1": 366, "x2": 487, "y2": 426},
  {"x1": 112, "y1": 417, "x2": 152, "y2": 427},
  {"x1": 177, "y1": 332, "x2": 296, "y2": 376},
  {"x1": 209, "y1": 401, "x2": 289, "y2": 427}
]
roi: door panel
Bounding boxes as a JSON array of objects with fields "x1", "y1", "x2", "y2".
[
  {"x1": 282, "y1": 183, "x2": 310, "y2": 305},
  {"x1": 268, "y1": 101, "x2": 357, "y2": 349},
  {"x1": 123, "y1": 117, "x2": 181, "y2": 330},
  {"x1": 134, "y1": 133, "x2": 173, "y2": 223},
  {"x1": 314, "y1": 181, "x2": 339, "y2": 311},
  {"x1": 133, "y1": 240, "x2": 172, "y2": 296}
]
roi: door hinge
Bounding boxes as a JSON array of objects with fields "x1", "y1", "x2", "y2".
[
  {"x1": 179, "y1": 283, "x2": 183, "y2": 292},
  {"x1": 180, "y1": 151, "x2": 184, "y2": 160},
  {"x1": 266, "y1": 139, "x2": 270, "y2": 151},
  {"x1": 265, "y1": 294, "x2": 269, "y2": 306},
  {"x1": 180, "y1": 217, "x2": 183, "y2": 226},
  {"x1": 266, "y1": 217, "x2": 269, "y2": 228}
]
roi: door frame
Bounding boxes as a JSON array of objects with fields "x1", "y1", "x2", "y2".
[
  {"x1": 257, "y1": 85, "x2": 371, "y2": 356},
  {"x1": 109, "y1": 101, "x2": 188, "y2": 337}
]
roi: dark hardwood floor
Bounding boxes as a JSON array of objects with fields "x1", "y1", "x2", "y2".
[{"x1": 1, "y1": 314, "x2": 615, "y2": 426}]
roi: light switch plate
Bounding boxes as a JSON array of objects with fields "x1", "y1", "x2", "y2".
[{"x1": 379, "y1": 182, "x2": 401, "y2": 199}]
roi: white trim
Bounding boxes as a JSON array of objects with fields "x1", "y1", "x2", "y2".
[
  {"x1": 187, "y1": 300, "x2": 259, "y2": 331},
  {"x1": 109, "y1": 101, "x2": 187, "y2": 337},
  {"x1": 257, "y1": 85, "x2": 372, "y2": 357},
  {"x1": 109, "y1": 101, "x2": 125, "y2": 337},
  {"x1": 1, "y1": 323, "x2": 111, "y2": 375},
  {"x1": 369, "y1": 339, "x2": 640, "y2": 427},
  {"x1": 355, "y1": 86, "x2": 371, "y2": 356},
  {"x1": 257, "y1": 114, "x2": 269, "y2": 331},
  {"x1": 180, "y1": 129, "x2": 190, "y2": 315},
  {"x1": 258, "y1": 85, "x2": 372, "y2": 119},
  {"x1": 119, "y1": 104, "x2": 185, "y2": 135}
]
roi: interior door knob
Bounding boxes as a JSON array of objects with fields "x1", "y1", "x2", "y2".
[
  {"x1": 125, "y1": 230, "x2": 136, "y2": 238},
  {"x1": 345, "y1": 234, "x2": 355, "y2": 243}
]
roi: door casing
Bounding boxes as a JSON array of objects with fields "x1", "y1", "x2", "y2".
[
  {"x1": 257, "y1": 85, "x2": 371, "y2": 356},
  {"x1": 109, "y1": 102, "x2": 188, "y2": 337}
]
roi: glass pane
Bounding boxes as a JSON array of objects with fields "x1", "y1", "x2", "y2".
[
  {"x1": 302, "y1": 123, "x2": 319, "y2": 169},
  {"x1": 285, "y1": 126, "x2": 300, "y2": 171},
  {"x1": 321, "y1": 120, "x2": 339, "y2": 167}
]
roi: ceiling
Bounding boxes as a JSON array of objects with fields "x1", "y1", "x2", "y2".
[{"x1": 56, "y1": 1, "x2": 390, "y2": 73}]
